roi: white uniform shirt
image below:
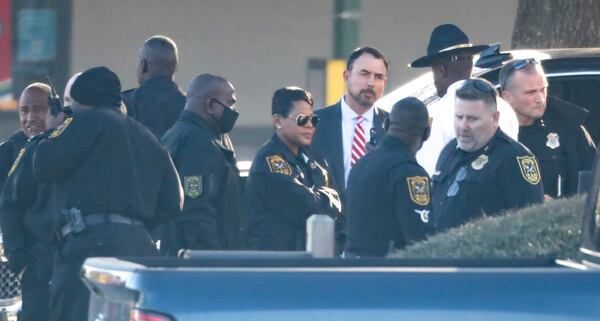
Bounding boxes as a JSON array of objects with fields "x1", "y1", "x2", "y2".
[
  {"x1": 416, "y1": 80, "x2": 519, "y2": 176},
  {"x1": 341, "y1": 97, "x2": 374, "y2": 187}
]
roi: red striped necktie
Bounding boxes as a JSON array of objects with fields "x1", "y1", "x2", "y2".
[{"x1": 351, "y1": 115, "x2": 367, "y2": 166}]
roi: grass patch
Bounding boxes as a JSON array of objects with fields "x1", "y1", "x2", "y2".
[{"x1": 393, "y1": 195, "x2": 585, "y2": 259}]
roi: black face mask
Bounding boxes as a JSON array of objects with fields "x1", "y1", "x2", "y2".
[{"x1": 215, "y1": 102, "x2": 239, "y2": 133}]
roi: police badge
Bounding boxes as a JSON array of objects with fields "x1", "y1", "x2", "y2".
[
  {"x1": 266, "y1": 155, "x2": 292, "y2": 176},
  {"x1": 546, "y1": 132, "x2": 560, "y2": 149},
  {"x1": 184, "y1": 176, "x2": 203, "y2": 199},
  {"x1": 407, "y1": 176, "x2": 430, "y2": 206},
  {"x1": 517, "y1": 156, "x2": 541, "y2": 185},
  {"x1": 471, "y1": 154, "x2": 488, "y2": 170}
]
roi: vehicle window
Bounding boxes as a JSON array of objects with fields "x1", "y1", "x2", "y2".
[{"x1": 547, "y1": 75, "x2": 600, "y2": 144}]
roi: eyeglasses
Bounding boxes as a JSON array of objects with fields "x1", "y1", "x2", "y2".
[
  {"x1": 211, "y1": 98, "x2": 237, "y2": 111},
  {"x1": 446, "y1": 166, "x2": 467, "y2": 197},
  {"x1": 288, "y1": 113, "x2": 319, "y2": 127},
  {"x1": 500, "y1": 58, "x2": 539, "y2": 90}
]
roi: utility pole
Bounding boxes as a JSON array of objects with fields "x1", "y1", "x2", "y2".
[
  {"x1": 326, "y1": 0, "x2": 360, "y2": 105},
  {"x1": 334, "y1": 0, "x2": 360, "y2": 59}
]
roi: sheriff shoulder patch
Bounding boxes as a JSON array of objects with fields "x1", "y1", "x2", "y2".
[
  {"x1": 7, "y1": 148, "x2": 26, "y2": 177},
  {"x1": 266, "y1": 155, "x2": 292, "y2": 176},
  {"x1": 517, "y1": 156, "x2": 541, "y2": 185},
  {"x1": 184, "y1": 176, "x2": 203, "y2": 199},
  {"x1": 49, "y1": 117, "x2": 74, "y2": 138},
  {"x1": 407, "y1": 176, "x2": 430, "y2": 206}
]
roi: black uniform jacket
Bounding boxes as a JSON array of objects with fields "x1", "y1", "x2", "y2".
[
  {"x1": 32, "y1": 106, "x2": 183, "y2": 233},
  {"x1": 432, "y1": 129, "x2": 544, "y2": 231},
  {"x1": 0, "y1": 130, "x2": 28, "y2": 191},
  {"x1": 518, "y1": 96, "x2": 596, "y2": 197},
  {"x1": 0, "y1": 136, "x2": 54, "y2": 279},
  {"x1": 345, "y1": 135, "x2": 434, "y2": 257},
  {"x1": 162, "y1": 110, "x2": 244, "y2": 250},
  {"x1": 122, "y1": 76, "x2": 186, "y2": 138},
  {"x1": 246, "y1": 134, "x2": 341, "y2": 251}
]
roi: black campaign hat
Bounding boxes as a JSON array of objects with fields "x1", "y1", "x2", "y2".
[
  {"x1": 70, "y1": 66, "x2": 122, "y2": 107},
  {"x1": 410, "y1": 24, "x2": 489, "y2": 68}
]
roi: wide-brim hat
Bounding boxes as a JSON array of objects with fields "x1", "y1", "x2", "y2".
[{"x1": 410, "y1": 24, "x2": 489, "y2": 68}]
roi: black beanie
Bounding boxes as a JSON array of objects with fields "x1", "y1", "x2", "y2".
[{"x1": 70, "y1": 66, "x2": 122, "y2": 107}]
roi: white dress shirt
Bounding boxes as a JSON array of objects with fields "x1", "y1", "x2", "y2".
[
  {"x1": 341, "y1": 96, "x2": 374, "y2": 187},
  {"x1": 416, "y1": 80, "x2": 520, "y2": 176}
]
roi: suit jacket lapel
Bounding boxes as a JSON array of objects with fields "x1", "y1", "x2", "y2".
[
  {"x1": 328, "y1": 102, "x2": 345, "y2": 188},
  {"x1": 372, "y1": 107, "x2": 388, "y2": 144}
]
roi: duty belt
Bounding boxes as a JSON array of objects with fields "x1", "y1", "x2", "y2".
[{"x1": 60, "y1": 213, "x2": 144, "y2": 238}]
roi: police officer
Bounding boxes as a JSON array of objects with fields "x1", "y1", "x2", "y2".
[
  {"x1": 0, "y1": 82, "x2": 52, "y2": 321},
  {"x1": 122, "y1": 35, "x2": 186, "y2": 138},
  {"x1": 162, "y1": 73, "x2": 244, "y2": 251},
  {"x1": 432, "y1": 79, "x2": 544, "y2": 231},
  {"x1": 246, "y1": 87, "x2": 341, "y2": 251},
  {"x1": 344, "y1": 97, "x2": 434, "y2": 257},
  {"x1": 0, "y1": 83, "x2": 49, "y2": 191},
  {"x1": 500, "y1": 59, "x2": 597, "y2": 198},
  {"x1": 32, "y1": 66, "x2": 183, "y2": 321}
]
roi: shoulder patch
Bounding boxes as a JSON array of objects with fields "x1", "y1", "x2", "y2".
[
  {"x1": 49, "y1": 117, "x2": 73, "y2": 138},
  {"x1": 7, "y1": 148, "x2": 26, "y2": 177},
  {"x1": 184, "y1": 176, "x2": 202, "y2": 199},
  {"x1": 406, "y1": 176, "x2": 430, "y2": 206},
  {"x1": 266, "y1": 155, "x2": 292, "y2": 176},
  {"x1": 517, "y1": 156, "x2": 541, "y2": 185}
]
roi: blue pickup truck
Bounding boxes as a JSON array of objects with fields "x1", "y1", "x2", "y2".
[
  {"x1": 82, "y1": 180, "x2": 600, "y2": 321},
  {"x1": 82, "y1": 255, "x2": 600, "y2": 321}
]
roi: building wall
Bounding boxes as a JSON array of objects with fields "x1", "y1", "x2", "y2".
[{"x1": 71, "y1": 0, "x2": 518, "y2": 128}]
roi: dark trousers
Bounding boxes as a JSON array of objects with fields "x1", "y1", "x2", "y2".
[
  {"x1": 19, "y1": 266, "x2": 50, "y2": 321},
  {"x1": 49, "y1": 224, "x2": 158, "y2": 321}
]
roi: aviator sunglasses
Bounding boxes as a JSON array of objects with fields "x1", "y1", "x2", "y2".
[
  {"x1": 500, "y1": 58, "x2": 539, "y2": 90},
  {"x1": 287, "y1": 113, "x2": 319, "y2": 127}
]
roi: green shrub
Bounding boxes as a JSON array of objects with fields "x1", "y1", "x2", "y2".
[{"x1": 393, "y1": 195, "x2": 585, "y2": 259}]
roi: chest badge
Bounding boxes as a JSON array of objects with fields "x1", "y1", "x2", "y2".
[
  {"x1": 407, "y1": 176, "x2": 430, "y2": 206},
  {"x1": 266, "y1": 155, "x2": 292, "y2": 176},
  {"x1": 471, "y1": 154, "x2": 489, "y2": 170},
  {"x1": 546, "y1": 132, "x2": 560, "y2": 149},
  {"x1": 517, "y1": 156, "x2": 541, "y2": 185},
  {"x1": 184, "y1": 176, "x2": 203, "y2": 199}
]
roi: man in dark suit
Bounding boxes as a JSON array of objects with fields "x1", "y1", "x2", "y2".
[
  {"x1": 311, "y1": 47, "x2": 389, "y2": 250},
  {"x1": 312, "y1": 46, "x2": 389, "y2": 194}
]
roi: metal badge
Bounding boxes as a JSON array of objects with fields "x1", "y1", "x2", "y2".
[
  {"x1": 471, "y1": 154, "x2": 489, "y2": 170},
  {"x1": 546, "y1": 132, "x2": 560, "y2": 149}
]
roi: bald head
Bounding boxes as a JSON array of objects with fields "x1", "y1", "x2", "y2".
[
  {"x1": 185, "y1": 73, "x2": 236, "y2": 132},
  {"x1": 186, "y1": 73, "x2": 230, "y2": 106},
  {"x1": 137, "y1": 35, "x2": 179, "y2": 85},
  {"x1": 387, "y1": 97, "x2": 430, "y2": 154},
  {"x1": 19, "y1": 83, "x2": 51, "y2": 137}
]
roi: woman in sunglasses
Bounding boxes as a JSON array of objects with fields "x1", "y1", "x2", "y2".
[{"x1": 246, "y1": 86, "x2": 342, "y2": 251}]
